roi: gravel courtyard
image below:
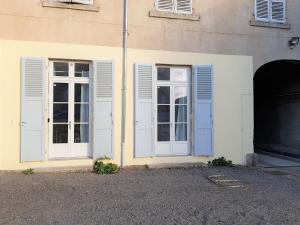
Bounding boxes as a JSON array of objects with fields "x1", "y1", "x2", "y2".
[{"x1": 0, "y1": 166, "x2": 299, "y2": 225}]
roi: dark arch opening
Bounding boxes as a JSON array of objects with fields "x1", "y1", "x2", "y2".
[{"x1": 254, "y1": 60, "x2": 300, "y2": 158}]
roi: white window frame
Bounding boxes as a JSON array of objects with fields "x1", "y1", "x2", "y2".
[
  {"x1": 156, "y1": 0, "x2": 193, "y2": 15},
  {"x1": 255, "y1": 0, "x2": 286, "y2": 24},
  {"x1": 48, "y1": 60, "x2": 92, "y2": 159}
]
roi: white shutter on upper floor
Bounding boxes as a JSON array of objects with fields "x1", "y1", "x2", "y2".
[
  {"x1": 135, "y1": 64, "x2": 154, "y2": 158},
  {"x1": 176, "y1": 0, "x2": 192, "y2": 14},
  {"x1": 255, "y1": 0, "x2": 269, "y2": 22},
  {"x1": 21, "y1": 57, "x2": 46, "y2": 162},
  {"x1": 56, "y1": 0, "x2": 93, "y2": 5},
  {"x1": 156, "y1": 0, "x2": 174, "y2": 11},
  {"x1": 271, "y1": 0, "x2": 285, "y2": 23},
  {"x1": 93, "y1": 60, "x2": 114, "y2": 159}
]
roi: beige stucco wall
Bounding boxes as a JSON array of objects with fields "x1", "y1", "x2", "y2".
[
  {"x1": 0, "y1": 39, "x2": 253, "y2": 170},
  {"x1": 0, "y1": 0, "x2": 298, "y2": 71},
  {"x1": 124, "y1": 49, "x2": 253, "y2": 166},
  {"x1": 128, "y1": 0, "x2": 300, "y2": 71},
  {"x1": 0, "y1": 40, "x2": 123, "y2": 170}
]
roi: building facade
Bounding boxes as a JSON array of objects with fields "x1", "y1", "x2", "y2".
[{"x1": 0, "y1": 0, "x2": 299, "y2": 170}]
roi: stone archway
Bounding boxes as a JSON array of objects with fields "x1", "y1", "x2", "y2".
[{"x1": 254, "y1": 60, "x2": 300, "y2": 158}]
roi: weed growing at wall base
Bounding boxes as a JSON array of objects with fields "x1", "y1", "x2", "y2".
[
  {"x1": 208, "y1": 157, "x2": 233, "y2": 167},
  {"x1": 22, "y1": 168, "x2": 34, "y2": 175},
  {"x1": 93, "y1": 160, "x2": 120, "y2": 174}
]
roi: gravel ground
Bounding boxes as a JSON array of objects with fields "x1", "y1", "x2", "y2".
[{"x1": 0, "y1": 166, "x2": 299, "y2": 225}]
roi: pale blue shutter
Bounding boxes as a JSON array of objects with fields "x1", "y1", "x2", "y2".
[
  {"x1": 93, "y1": 60, "x2": 114, "y2": 159},
  {"x1": 135, "y1": 64, "x2": 154, "y2": 157},
  {"x1": 193, "y1": 65, "x2": 213, "y2": 156},
  {"x1": 21, "y1": 57, "x2": 46, "y2": 162}
]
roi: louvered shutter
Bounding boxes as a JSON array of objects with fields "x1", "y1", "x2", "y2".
[
  {"x1": 21, "y1": 57, "x2": 46, "y2": 162},
  {"x1": 193, "y1": 65, "x2": 213, "y2": 156},
  {"x1": 93, "y1": 60, "x2": 114, "y2": 159},
  {"x1": 135, "y1": 64, "x2": 154, "y2": 158},
  {"x1": 271, "y1": 0, "x2": 285, "y2": 23},
  {"x1": 156, "y1": 0, "x2": 174, "y2": 11},
  {"x1": 255, "y1": 0, "x2": 269, "y2": 22},
  {"x1": 56, "y1": 0, "x2": 93, "y2": 4},
  {"x1": 176, "y1": 0, "x2": 192, "y2": 14}
]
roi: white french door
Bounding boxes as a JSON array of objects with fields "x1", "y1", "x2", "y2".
[
  {"x1": 155, "y1": 66, "x2": 191, "y2": 156},
  {"x1": 49, "y1": 61, "x2": 91, "y2": 159}
]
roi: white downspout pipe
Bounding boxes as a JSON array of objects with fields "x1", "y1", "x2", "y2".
[{"x1": 121, "y1": 0, "x2": 129, "y2": 168}]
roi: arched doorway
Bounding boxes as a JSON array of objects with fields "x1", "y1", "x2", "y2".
[{"x1": 254, "y1": 60, "x2": 300, "y2": 158}]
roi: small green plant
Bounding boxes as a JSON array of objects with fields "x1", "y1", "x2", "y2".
[
  {"x1": 22, "y1": 168, "x2": 34, "y2": 175},
  {"x1": 208, "y1": 157, "x2": 233, "y2": 167},
  {"x1": 93, "y1": 160, "x2": 120, "y2": 174}
]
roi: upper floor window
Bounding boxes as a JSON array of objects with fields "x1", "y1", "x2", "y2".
[
  {"x1": 255, "y1": 0, "x2": 286, "y2": 23},
  {"x1": 56, "y1": 0, "x2": 93, "y2": 5},
  {"x1": 156, "y1": 0, "x2": 192, "y2": 14}
]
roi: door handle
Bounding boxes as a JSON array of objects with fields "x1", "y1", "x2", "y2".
[{"x1": 20, "y1": 121, "x2": 26, "y2": 126}]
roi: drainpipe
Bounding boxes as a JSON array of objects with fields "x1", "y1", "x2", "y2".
[{"x1": 121, "y1": 0, "x2": 129, "y2": 168}]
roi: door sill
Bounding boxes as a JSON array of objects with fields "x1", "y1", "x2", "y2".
[
  {"x1": 49, "y1": 157, "x2": 92, "y2": 161},
  {"x1": 154, "y1": 154, "x2": 191, "y2": 157}
]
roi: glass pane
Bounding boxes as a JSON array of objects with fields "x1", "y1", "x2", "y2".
[
  {"x1": 157, "y1": 86, "x2": 170, "y2": 104},
  {"x1": 157, "y1": 124, "x2": 170, "y2": 142},
  {"x1": 53, "y1": 83, "x2": 68, "y2": 102},
  {"x1": 158, "y1": 105, "x2": 170, "y2": 122},
  {"x1": 75, "y1": 63, "x2": 89, "y2": 77},
  {"x1": 175, "y1": 124, "x2": 187, "y2": 141},
  {"x1": 53, "y1": 104, "x2": 68, "y2": 122},
  {"x1": 175, "y1": 105, "x2": 187, "y2": 123},
  {"x1": 175, "y1": 87, "x2": 187, "y2": 104},
  {"x1": 74, "y1": 124, "x2": 89, "y2": 143},
  {"x1": 75, "y1": 104, "x2": 89, "y2": 123},
  {"x1": 157, "y1": 67, "x2": 170, "y2": 81},
  {"x1": 172, "y1": 68, "x2": 188, "y2": 82},
  {"x1": 53, "y1": 124, "x2": 68, "y2": 143},
  {"x1": 54, "y1": 62, "x2": 68, "y2": 77},
  {"x1": 75, "y1": 84, "x2": 89, "y2": 103}
]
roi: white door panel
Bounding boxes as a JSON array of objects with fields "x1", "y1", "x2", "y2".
[
  {"x1": 155, "y1": 66, "x2": 191, "y2": 156},
  {"x1": 49, "y1": 61, "x2": 91, "y2": 159}
]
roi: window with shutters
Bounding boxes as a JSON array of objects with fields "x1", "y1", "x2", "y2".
[
  {"x1": 42, "y1": 0, "x2": 98, "y2": 11},
  {"x1": 156, "y1": 0, "x2": 192, "y2": 14},
  {"x1": 255, "y1": 0, "x2": 286, "y2": 23},
  {"x1": 55, "y1": 0, "x2": 93, "y2": 5}
]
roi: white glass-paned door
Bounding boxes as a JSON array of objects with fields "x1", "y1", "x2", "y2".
[
  {"x1": 155, "y1": 66, "x2": 190, "y2": 156},
  {"x1": 49, "y1": 62, "x2": 91, "y2": 159}
]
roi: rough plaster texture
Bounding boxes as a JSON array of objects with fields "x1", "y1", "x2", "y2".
[{"x1": 0, "y1": 0, "x2": 298, "y2": 71}]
